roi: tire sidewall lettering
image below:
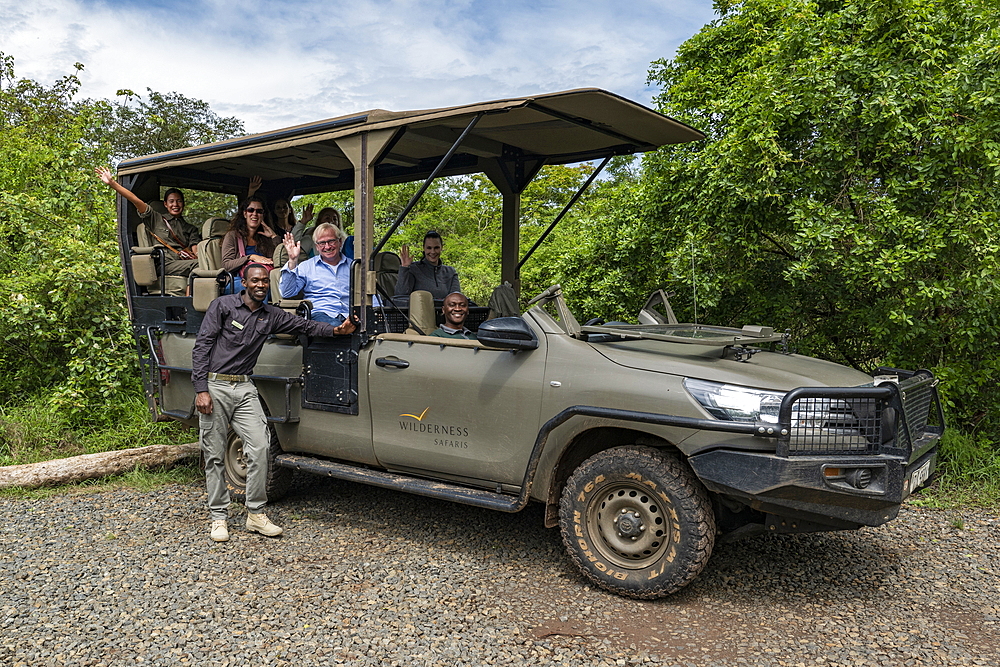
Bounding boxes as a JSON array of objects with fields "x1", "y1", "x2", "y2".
[{"x1": 574, "y1": 469, "x2": 680, "y2": 584}]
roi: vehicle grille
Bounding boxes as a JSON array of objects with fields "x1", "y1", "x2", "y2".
[
  {"x1": 786, "y1": 397, "x2": 882, "y2": 455},
  {"x1": 780, "y1": 372, "x2": 939, "y2": 456},
  {"x1": 898, "y1": 374, "x2": 936, "y2": 447}
]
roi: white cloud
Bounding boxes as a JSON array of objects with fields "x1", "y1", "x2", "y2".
[{"x1": 0, "y1": 0, "x2": 716, "y2": 133}]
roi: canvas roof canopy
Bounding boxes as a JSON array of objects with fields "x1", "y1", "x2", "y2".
[{"x1": 117, "y1": 88, "x2": 703, "y2": 195}]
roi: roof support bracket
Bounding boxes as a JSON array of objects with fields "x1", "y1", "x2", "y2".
[
  {"x1": 370, "y1": 112, "x2": 484, "y2": 266},
  {"x1": 517, "y1": 155, "x2": 611, "y2": 271}
]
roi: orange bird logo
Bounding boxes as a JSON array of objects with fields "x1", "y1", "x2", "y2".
[{"x1": 399, "y1": 407, "x2": 430, "y2": 421}]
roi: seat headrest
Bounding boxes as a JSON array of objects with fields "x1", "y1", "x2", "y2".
[
  {"x1": 375, "y1": 252, "x2": 401, "y2": 273},
  {"x1": 203, "y1": 217, "x2": 231, "y2": 238}
]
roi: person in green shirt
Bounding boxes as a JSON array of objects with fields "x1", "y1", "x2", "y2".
[
  {"x1": 429, "y1": 292, "x2": 476, "y2": 340},
  {"x1": 96, "y1": 166, "x2": 201, "y2": 278}
]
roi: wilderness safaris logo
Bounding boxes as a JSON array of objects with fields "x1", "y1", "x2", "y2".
[{"x1": 398, "y1": 408, "x2": 470, "y2": 448}]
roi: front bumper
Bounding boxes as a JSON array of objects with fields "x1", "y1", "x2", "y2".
[
  {"x1": 688, "y1": 369, "x2": 943, "y2": 530},
  {"x1": 689, "y1": 447, "x2": 938, "y2": 529}
]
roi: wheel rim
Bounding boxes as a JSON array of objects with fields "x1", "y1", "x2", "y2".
[
  {"x1": 587, "y1": 481, "x2": 671, "y2": 569},
  {"x1": 224, "y1": 431, "x2": 247, "y2": 489}
]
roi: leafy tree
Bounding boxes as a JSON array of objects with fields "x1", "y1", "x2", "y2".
[
  {"x1": 87, "y1": 88, "x2": 246, "y2": 221},
  {"x1": 0, "y1": 54, "x2": 134, "y2": 426},
  {"x1": 564, "y1": 0, "x2": 1000, "y2": 432},
  {"x1": 0, "y1": 53, "x2": 244, "y2": 432},
  {"x1": 94, "y1": 87, "x2": 245, "y2": 162}
]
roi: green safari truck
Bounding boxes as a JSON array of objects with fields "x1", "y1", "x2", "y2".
[{"x1": 116, "y1": 89, "x2": 944, "y2": 598}]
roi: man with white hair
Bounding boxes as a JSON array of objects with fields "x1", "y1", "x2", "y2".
[{"x1": 280, "y1": 222, "x2": 352, "y2": 324}]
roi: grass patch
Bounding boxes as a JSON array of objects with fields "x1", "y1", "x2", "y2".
[
  {"x1": 0, "y1": 393, "x2": 201, "y2": 499},
  {"x1": 909, "y1": 430, "x2": 1000, "y2": 509},
  {"x1": 0, "y1": 395, "x2": 193, "y2": 467}
]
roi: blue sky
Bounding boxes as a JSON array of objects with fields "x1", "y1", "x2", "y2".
[{"x1": 1, "y1": 0, "x2": 718, "y2": 133}]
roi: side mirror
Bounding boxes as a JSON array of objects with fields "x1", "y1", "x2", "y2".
[{"x1": 477, "y1": 317, "x2": 538, "y2": 350}]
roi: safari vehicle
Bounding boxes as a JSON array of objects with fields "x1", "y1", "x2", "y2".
[{"x1": 116, "y1": 89, "x2": 944, "y2": 599}]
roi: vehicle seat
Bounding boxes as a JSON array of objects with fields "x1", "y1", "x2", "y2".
[
  {"x1": 487, "y1": 282, "x2": 519, "y2": 320},
  {"x1": 269, "y1": 267, "x2": 304, "y2": 309},
  {"x1": 196, "y1": 217, "x2": 230, "y2": 272},
  {"x1": 189, "y1": 216, "x2": 231, "y2": 311},
  {"x1": 267, "y1": 266, "x2": 309, "y2": 337},
  {"x1": 405, "y1": 290, "x2": 436, "y2": 336},
  {"x1": 374, "y1": 252, "x2": 400, "y2": 300},
  {"x1": 298, "y1": 225, "x2": 316, "y2": 259},
  {"x1": 132, "y1": 223, "x2": 188, "y2": 296},
  {"x1": 271, "y1": 241, "x2": 290, "y2": 270}
]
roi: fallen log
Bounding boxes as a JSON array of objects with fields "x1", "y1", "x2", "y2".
[{"x1": 0, "y1": 442, "x2": 200, "y2": 490}]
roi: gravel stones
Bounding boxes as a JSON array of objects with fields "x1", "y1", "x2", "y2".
[{"x1": 1, "y1": 474, "x2": 997, "y2": 666}]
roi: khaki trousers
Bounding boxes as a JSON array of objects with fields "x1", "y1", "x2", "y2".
[{"x1": 199, "y1": 380, "x2": 271, "y2": 520}]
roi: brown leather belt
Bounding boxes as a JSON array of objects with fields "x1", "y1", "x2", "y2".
[{"x1": 207, "y1": 373, "x2": 251, "y2": 382}]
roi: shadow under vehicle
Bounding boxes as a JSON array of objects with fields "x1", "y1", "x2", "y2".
[{"x1": 115, "y1": 89, "x2": 944, "y2": 599}]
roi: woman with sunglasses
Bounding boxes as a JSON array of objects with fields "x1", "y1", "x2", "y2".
[
  {"x1": 222, "y1": 197, "x2": 280, "y2": 293},
  {"x1": 247, "y1": 174, "x2": 309, "y2": 240}
]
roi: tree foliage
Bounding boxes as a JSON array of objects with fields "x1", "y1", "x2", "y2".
[
  {"x1": 93, "y1": 87, "x2": 245, "y2": 163},
  {"x1": 0, "y1": 54, "x2": 243, "y2": 431},
  {"x1": 296, "y1": 164, "x2": 597, "y2": 305},
  {"x1": 569, "y1": 0, "x2": 999, "y2": 432}
]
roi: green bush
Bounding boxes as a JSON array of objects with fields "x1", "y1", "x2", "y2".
[
  {"x1": 914, "y1": 430, "x2": 1000, "y2": 507},
  {"x1": 553, "y1": 0, "x2": 1000, "y2": 435}
]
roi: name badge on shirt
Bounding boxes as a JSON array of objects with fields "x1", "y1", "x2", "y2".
[{"x1": 232, "y1": 320, "x2": 245, "y2": 330}]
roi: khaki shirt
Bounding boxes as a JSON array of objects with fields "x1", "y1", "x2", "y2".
[{"x1": 139, "y1": 206, "x2": 201, "y2": 252}]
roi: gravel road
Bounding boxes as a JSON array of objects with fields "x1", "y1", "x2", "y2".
[{"x1": 2, "y1": 473, "x2": 998, "y2": 666}]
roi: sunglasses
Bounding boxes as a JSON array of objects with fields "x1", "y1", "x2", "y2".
[{"x1": 246, "y1": 207, "x2": 265, "y2": 214}]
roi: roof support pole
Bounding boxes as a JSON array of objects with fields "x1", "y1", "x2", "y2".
[
  {"x1": 484, "y1": 153, "x2": 545, "y2": 298},
  {"x1": 371, "y1": 112, "x2": 484, "y2": 262},
  {"x1": 335, "y1": 129, "x2": 399, "y2": 330},
  {"x1": 516, "y1": 155, "x2": 611, "y2": 272},
  {"x1": 501, "y1": 191, "x2": 521, "y2": 290},
  {"x1": 483, "y1": 161, "x2": 522, "y2": 294}
]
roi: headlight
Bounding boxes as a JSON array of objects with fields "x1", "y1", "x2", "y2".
[{"x1": 683, "y1": 378, "x2": 783, "y2": 423}]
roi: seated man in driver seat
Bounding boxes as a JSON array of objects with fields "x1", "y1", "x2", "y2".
[{"x1": 430, "y1": 292, "x2": 477, "y2": 340}]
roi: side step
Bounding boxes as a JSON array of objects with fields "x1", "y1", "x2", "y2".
[{"x1": 274, "y1": 453, "x2": 521, "y2": 512}]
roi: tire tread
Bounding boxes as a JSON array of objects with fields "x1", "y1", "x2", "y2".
[{"x1": 558, "y1": 446, "x2": 716, "y2": 599}]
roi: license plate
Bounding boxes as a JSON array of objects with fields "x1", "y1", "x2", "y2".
[{"x1": 909, "y1": 460, "x2": 931, "y2": 494}]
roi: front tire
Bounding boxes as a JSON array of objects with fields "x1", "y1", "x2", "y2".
[
  {"x1": 558, "y1": 446, "x2": 716, "y2": 599},
  {"x1": 223, "y1": 421, "x2": 292, "y2": 503}
]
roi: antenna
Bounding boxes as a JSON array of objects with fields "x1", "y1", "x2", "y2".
[{"x1": 691, "y1": 229, "x2": 698, "y2": 324}]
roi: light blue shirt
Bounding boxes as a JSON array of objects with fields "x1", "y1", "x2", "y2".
[{"x1": 279, "y1": 253, "x2": 352, "y2": 319}]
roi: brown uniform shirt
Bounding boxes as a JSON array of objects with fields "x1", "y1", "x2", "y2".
[{"x1": 191, "y1": 293, "x2": 339, "y2": 392}]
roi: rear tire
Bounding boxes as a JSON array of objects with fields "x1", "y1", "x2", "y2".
[
  {"x1": 558, "y1": 446, "x2": 716, "y2": 599},
  {"x1": 223, "y1": 419, "x2": 292, "y2": 503}
]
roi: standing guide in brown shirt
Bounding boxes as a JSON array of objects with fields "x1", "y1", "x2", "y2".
[{"x1": 191, "y1": 264, "x2": 355, "y2": 542}]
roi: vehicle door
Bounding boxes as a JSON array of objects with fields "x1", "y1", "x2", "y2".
[{"x1": 367, "y1": 333, "x2": 546, "y2": 487}]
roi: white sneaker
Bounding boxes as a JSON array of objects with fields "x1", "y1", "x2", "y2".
[
  {"x1": 246, "y1": 513, "x2": 283, "y2": 537},
  {"x1": 210, "y1": 520, "x2": 229, "y2": 542}
]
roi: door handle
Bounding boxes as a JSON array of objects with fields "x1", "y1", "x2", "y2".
[{"x1": 375, "y1": 357, "x2": 409, "y2": 369}]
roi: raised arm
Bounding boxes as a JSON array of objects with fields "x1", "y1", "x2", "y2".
[
  {"x1": 247, "y1": 175, "x2": 262, "y2": 198},
  {"x1": 283, "y1": 233, "x2": 302, "y2": 269},
  {"x1": 96, "y1": 166, "x2": 149, "y2": 215}
]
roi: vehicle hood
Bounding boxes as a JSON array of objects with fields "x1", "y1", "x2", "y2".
[{"x1": 589, "y1": 339, "x2": 871, "y2": 390}]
